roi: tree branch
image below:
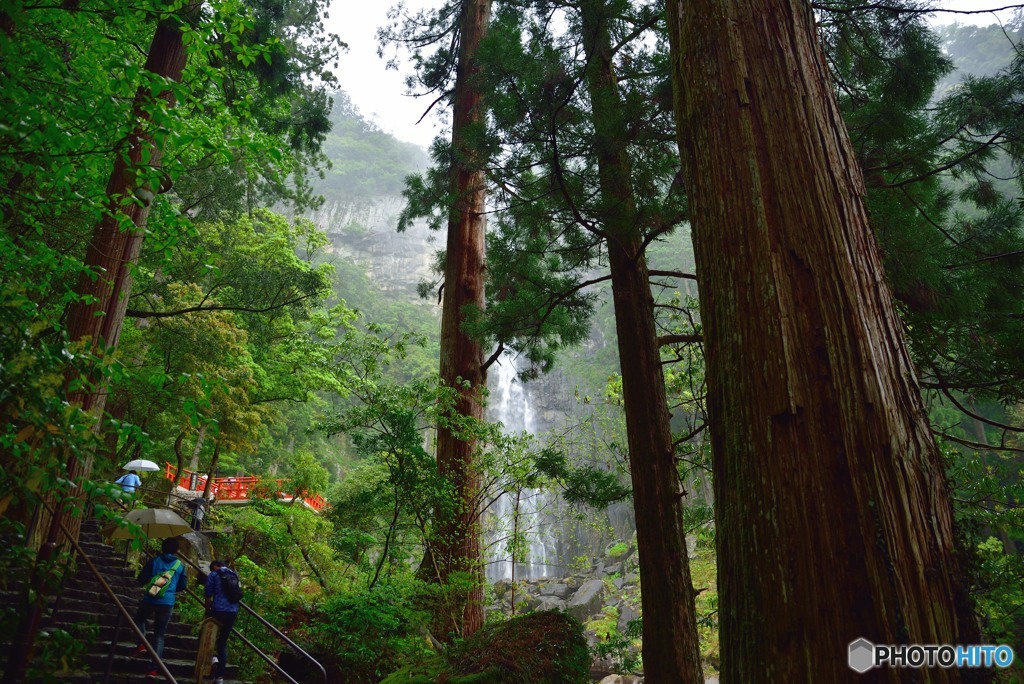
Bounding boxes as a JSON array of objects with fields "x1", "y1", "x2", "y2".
[
  {"x1": 658, "y1": 333, "x2": 703, "y2": 347},
  {"x1": 125, "y1": 294, "x2": 313, "y2": 319}
]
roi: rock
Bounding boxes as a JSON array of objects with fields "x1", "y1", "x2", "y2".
[
  {"x1": 567, "y1": 578, "x2": 606, "y2": 621},
  {"x1": 623, "y1": 572, "x2": 639, "y2": 586},
  {"x1": 539, "y1": 582, "x2": 570, "y2": 598},
  {"x1": 617, "y1": 604, "x2": 639, "y2": 633},
  {"x1": 536, "y1": 596, "x2": 567, "y2": 612},
  {"x1": 492, "y1": 579, "x2": 511, "y2": 599},
  {"x1": 604, "y1": 541, "x2": 634, "y2": 563},
  {"x1": 599, "y1": 676, "x2": 644, "y2": 684},
  {"x1": 686, "y1": 534, "x2": 698, "y2": 556},
  {"x1": 381, "y1": 611, "x2": 590, "y2": 683},
  {"x1": 612, "y1": 577, "x2": 624, "y2": 590},
  {"x1": 603, "y1": 562, "x2": 622, "y2": 576}
]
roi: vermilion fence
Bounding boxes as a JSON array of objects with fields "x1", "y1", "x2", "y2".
[{"x1": 164, "y1": 462, "x2": 327, "y2": 512}]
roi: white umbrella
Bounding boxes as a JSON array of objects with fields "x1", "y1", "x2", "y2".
[
  {"x1": 107, "y1": 508, "x2": 192, "y2": 539},
  {"x1": 123, "y1": 459, "x2": 161, "y2": 472}
]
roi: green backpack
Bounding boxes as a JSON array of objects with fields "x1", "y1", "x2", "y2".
[{"x1": 144, "y1": 559, "x2": 182, "y2": 598}]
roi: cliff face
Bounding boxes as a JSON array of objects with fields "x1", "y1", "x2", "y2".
[{"x1": 310, "y1": 196, "x2": 439, "y2": 297}]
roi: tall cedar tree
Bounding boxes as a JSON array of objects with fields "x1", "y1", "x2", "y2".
[
  {"x1": 415, "y1": 3, "x2": 702, "y2": 671},
  {"x1": 428, "y1": 0, "x2": 492, "y2": 639},
  {"x1": 9, "y1": 11, "x2": 195, "y2": 680},
  {"x1": 577, "y1": 2, "x2": 702, "y2": 680},
  {"x1": 666, "y1": 0, "x2": 981, "y2": 680}
]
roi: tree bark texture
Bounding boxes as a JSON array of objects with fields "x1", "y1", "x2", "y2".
[
  {"x1": 580, "y1": 3, "x2": 703, "y2": 682},
  {"x1": 431, "y1": 0, "x2": 492, "y2": 640},
  {"x1": 665, "y1": 1, "x2": 980, "y2": 680},
  {"x1": 10, "y1": 14, "x2": 193, "y2": 681},
  {"x1": 32, "y1": 10, "x2": 193, "y2": 556}
]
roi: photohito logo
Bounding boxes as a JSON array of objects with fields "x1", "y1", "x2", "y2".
[{"x1": 849, "y1": 638, "x2": 1015, "y2": 672}]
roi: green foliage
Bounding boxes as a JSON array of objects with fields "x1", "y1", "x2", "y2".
[
  {"x1": 973, "y1": 537, "x2": 1024, "y2": 653},
  {"x1": 590, "y1": 611, "x2": 641, "y2": 675},
  {"x1": 310, "y1": 582, "x2": 435, "y2": 683},
  {"x1": 820, "y1": 3, "x2": 1024, "y2": 406},
  {"x1": 532, "y1": 447, "x2": 630, "y2": 508},
  {"x1": 606, "y1": 542, "x2": 628, "y2": 557},
  {"x1": 317, "y1": 93, "x2": 429, "y2": 201},
  {"x1": 383, "y1": 611, "x2": 591, "y2": 684},
  {"x1": 690, "y1": 551, "x2": 720, "y2": 674},
  {"x1": 936, "y1": 21, "x2": 1024, "y2": 84},
  {"x1": 28, "y1": 621, "x2": 99, "y2": 682}
]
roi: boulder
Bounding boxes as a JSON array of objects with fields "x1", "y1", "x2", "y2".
[
  {"x1": 599, "y1": 677, "x2": 644, "y2": 684},
  {"x1": 617, "y1": 604, "x2": 639, "y2": 633},
  {"x1": 381, "y1": 612, "x2": 590, "y2": 684},
  {"x1": 536, "y1": 596, "x2": 567, "y2": 612},
  {"x1": 566, "y1": 578, "x2": 606, "y2": 621},
  {"x1": 539, "y1": 582, "x2": 570, "y2": 599},
  {"x1": 492, "y1": 579, "x2": 511, "y2": 599},
  {"x1": 604, "y1": 542, "x2": 634, "y2": 564}
]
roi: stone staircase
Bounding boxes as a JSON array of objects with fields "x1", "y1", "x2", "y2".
[{"x1": 1, "y1": 519, "x2": 243, "y2": 683}]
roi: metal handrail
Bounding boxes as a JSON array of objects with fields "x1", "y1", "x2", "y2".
[
  {"x1": 168, "y1": 551, "x2": 328, "y2": 684},
  {"x1": 47, "y1": 503, "x2": 178, "y2": 683},
  {"x1": 104, "y1": 482, "x2": 328, "y2": 683},
  {"x1": 163, "y1": 569, "x2": 301, "y2": 684}
]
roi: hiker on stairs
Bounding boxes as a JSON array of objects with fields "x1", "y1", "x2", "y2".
[
  {"x1": 204, "y1": 559, "x2": 242, "y2": 684},
  {"x1": 132, "y1": 537, "x2": 188, "y2": 677}
]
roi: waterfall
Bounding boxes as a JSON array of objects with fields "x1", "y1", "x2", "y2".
[{"x1": 485, "y1": 356, "x2": 561, "y2": 581}]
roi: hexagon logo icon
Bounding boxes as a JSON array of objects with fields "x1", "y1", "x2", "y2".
[{"x1": 848, "y1": 638, "x2": 874, "y2": 673}]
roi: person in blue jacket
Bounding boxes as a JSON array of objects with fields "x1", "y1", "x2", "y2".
[
  {"x1": 131, "y1": 537, "x2": 187, "y2": 677},
  {"x1": 115, "y1": 470, "x2": 142, "y2": 494},
  {"x1": 204, "y1": 560, "x2": 241, "y2": 684}
]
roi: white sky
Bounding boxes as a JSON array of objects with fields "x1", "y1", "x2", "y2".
[
  {"x1": 329, "y1": 0, "x2": 445, "y2": 149},
  {"x1": 328, "y1": 0, "x2": 1019, "y2": 150}
]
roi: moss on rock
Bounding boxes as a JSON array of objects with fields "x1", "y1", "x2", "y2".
[{"x1": 381, "y1": 611, "x2": 590, "y2": 684}]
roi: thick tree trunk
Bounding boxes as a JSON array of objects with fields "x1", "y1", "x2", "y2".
[
  {"x1": 665, "y1": 0, "x2": 980, "y2": 680},
  {"x1": 66, "y1": 12, "x2": 191, "y2": 413},
  {"x1": 45, "y1": 9, "x2": 191, "y2": 540},
  {"x1": 429, "y1": 0, "x2": 491, "y2": 640},
  {"x1": 580, "y1": 3, "x2": 703, "y2": 682},
  {"x1": 188, "y1": 422, "x2": 208, "y2": 472},
  {"x1": 9, "y1": 16, "x2": 193, "y2": 680}
]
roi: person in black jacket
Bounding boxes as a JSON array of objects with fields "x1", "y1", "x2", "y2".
[{"x1": 204, "y1": 560, "x2": 241, "y2": 684}]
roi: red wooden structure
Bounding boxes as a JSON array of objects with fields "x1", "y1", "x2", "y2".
[{"x1": 164, "y1": 462, "x2": 327, "y2": 512}]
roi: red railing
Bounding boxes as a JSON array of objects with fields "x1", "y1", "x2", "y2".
[{"x1": 164, "y1": 463, "x2": 327, "y2": 512}]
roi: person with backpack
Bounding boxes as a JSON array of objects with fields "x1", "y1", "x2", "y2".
[
  {"x1": 115, "y1": 469, "x2": 142, "y2": 495},
  {"x1": 132, "y1": 537, "x2": 187, "y2": 677},
  {"x1": 204, "y1": 559, "x2": 242, "y2": 684}
]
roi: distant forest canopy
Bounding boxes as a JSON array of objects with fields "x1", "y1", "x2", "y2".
[
  {"x1": 937, "y1": 20, "x2": 1024, "y2": 81},
  {"x1": 317, "y1": 92, "x2": 430, "y2": 202}
]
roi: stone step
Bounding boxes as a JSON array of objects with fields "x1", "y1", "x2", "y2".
[
  {"x1": 54, "y1": 669, "x2": 244, "y2": 683},
  {"x1": 102, "y1": 638, "x2": 203, "y2": 663},
  {"x1": 79, "y1": 653, "x2": 240, "y2": 680},
  {"x1": 58, "y1": 587, "x2": 138, "y2": 606},
  {"x1": 57, "y1": 677, "x2": 245, "y2": 683},
  {"x1": 51, "y1": 609, "x2": 197, "y2": 638}
]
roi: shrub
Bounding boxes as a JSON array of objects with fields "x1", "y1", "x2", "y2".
[{"x1": 382, "y1": 611, "x2": 590, "y2": 684}]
